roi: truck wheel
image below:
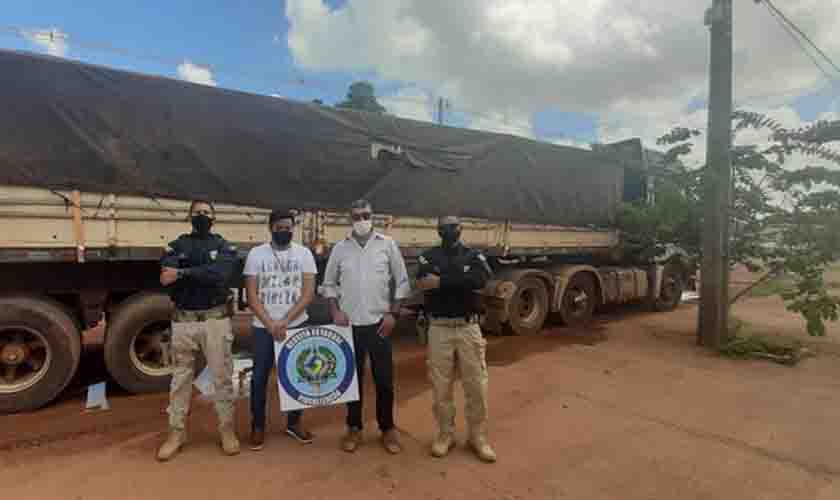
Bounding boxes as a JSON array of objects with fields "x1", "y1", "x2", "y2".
[
  {"x1": 0, "y1": 296, "x2": 81, "y2": 413},
  {"x1": 653, "y1": 263, "x2": 685, "y2": 312},
  {"x1": 105, "y1": 293, "x2": 205, "y2": 394},
  {"x1": 559, "y1": 273, "x2": 597, "y2": 327},
  {"x1": 506, "y1": 277, "x2": 549, "y2": 336}
]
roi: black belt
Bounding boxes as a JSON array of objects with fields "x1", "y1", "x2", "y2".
[
  {"x1": 428, "y1": 315, "x2": 479, "y2": 325},
  {"x1": 173, "y1": 304, "x2": 230, "y2": 322}
]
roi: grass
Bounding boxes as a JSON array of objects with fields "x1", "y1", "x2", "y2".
[
  {"x1": 744, "y1": 275, "x2": 839, "y2": 297},
  {"x1": 746, "y1": 276, "x2": 794, "y2": 298},
  {"x1": 719, "y1": 318, "x2": 805, "y2": 365}
]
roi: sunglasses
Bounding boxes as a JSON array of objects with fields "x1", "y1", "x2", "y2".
[{"x1": 351, "y1": 212, "x2": 372, "y2": 221}]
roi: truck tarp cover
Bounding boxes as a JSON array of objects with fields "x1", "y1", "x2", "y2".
[{"x1": 0, "y1": 50, "x2": 636, "y2": 226}]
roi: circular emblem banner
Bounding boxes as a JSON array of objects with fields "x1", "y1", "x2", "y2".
[{"x1": 277, "y1": 325, "x2": 357, "y2": 409}]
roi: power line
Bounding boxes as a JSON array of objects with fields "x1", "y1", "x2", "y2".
[
  {"x1": 757, "y1": 2, "x2": 837, "y2": 82},
  {"x1": 762, "y1": 0, "x2": 840, "y2": 76},
  {"x1": 760, "y1": 5, "x2": 832, "y2": 80}
]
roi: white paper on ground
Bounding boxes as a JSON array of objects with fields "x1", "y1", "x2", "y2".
[{"x1": 84, "y1": 381, "x2": 110, "y2": 411}]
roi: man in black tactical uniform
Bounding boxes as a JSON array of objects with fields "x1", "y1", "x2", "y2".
[
  {"x1": 156, "y1": 199, "x2": 240, "y2": 461},
  {"x1": 415, "y1": 216, "x2": 497, "y2": 463}
]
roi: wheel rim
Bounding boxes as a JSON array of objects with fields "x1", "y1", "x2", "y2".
[
  {"x1": 564, "y1": 286, "x2": 590, "y2": 318},
  {"x1": 129, "y1": 321, "x2": 173, "y2": 378},
  {"x1": 517, "y1": 288, "x2": 541, "y2": 326},
  {"x1": 0, "y1": 326, "x2": 52, "y2": 394}
]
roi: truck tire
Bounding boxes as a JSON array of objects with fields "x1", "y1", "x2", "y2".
[
  {"x1": 0, "y1": 295, "x2": 82, "y2": 413},
  {"x1": 558, "y1": 273, "x2": 597, "y2": 327},
  {"x1": 506, "y1": 277, "x2": 549, "y2": 336},
  {"x1": 105, "y1": 292, "x2": 205, "y2": 394},
  {"x1": 653, "y1": 262, "x2": 685, "y2": 312}
]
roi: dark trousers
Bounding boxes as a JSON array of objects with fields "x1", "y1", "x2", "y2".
[
  {"x1": 346, "y1": 323, "x2": 395, "y2": 432},
  {"x1": 250, "y1": 326, "x2": 303, "y2": 431}
]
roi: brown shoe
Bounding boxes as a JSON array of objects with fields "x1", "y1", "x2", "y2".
[
  {"x1": 342, "y1": 428, "x2": 363, "y2": 453},
  {"x1": 250, "y1": 428, "x2": 265, "y2": 451},
  {"x1": 382, "y1": 429, "x2": 402, "y2": 455}
]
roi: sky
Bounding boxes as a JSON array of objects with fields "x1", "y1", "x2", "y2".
[{"x1": 2, "y1": 0, "x2": 839, "y2": 168}]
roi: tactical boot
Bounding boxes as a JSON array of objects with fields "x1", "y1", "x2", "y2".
[
  {"x1": 469, "y1": 435, "x2": 497, "y2": 463},
  {"x1": 430, "y1": 432, "x2": 456, "y2": 458},
  {"x1": 156, "y1": 429, "x2": 187, "y2": 462},
  {"x1": 219, "y1": 424, "x2": 241, "y2": 456}
]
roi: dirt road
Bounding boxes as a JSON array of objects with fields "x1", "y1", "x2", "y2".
[{"x1": 3, "y1": 300, "x2": 840, "y2": 500}]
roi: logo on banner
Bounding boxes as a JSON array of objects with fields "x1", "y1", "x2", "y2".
[{"x1": 277, "y1": 326, "x2": 356, "y2": 407}]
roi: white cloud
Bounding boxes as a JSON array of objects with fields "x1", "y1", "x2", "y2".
[
  {"x1": 177, "y1": 61, "x2": 216, "y2": 86},
  {"x1": 287, "y1": 0, "x2": 839, "y2": 117},
  {"x1": 379, "y1": 88, "x2": 435, "y2": 122},
  {"x1": 551, "y1": 136, "x2": 593, "y2": 150},
  {"x1": 286, "y1": 0, "x2": 840, "y2": 151},
  {"x1": 380, "y1": 89, "x2": 539, "y2": 139},
  {"x1": 466, "y1": 111, "x2": 535, "y2": 138},
  {"x1": 24, "y1": 28, "x2": 68, "y2": 57}
]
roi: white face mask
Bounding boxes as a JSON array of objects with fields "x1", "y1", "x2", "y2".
[{"x1": 353, "y1": 220, "x2": 373, "y2": 236}]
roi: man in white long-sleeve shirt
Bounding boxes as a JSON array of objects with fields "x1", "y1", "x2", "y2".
[{"x1": 321, "y1": 199, "x2": 411, "y2": 455}]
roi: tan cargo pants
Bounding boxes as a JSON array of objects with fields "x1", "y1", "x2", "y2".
[
  {"x1": 426, "y1": 318, "x2": 489, "y2": 437},
  {"x1": 167, "y1": 308, "x2": 235, "y2": 432}
]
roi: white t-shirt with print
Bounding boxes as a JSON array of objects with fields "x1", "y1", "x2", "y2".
[{"x1": 243, "y1": 242, "x2": 317, "y2": 328}]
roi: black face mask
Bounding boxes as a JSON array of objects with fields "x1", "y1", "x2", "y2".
[
  {"x1": 191, "y1": 214, "x2": 212, "y2": 236},
  {"x1": 439, "y1": 225, "x2": 461, "y2": 248},
  {"x1": 272, "y1": 230, "x2": 293, "y2": 247}
]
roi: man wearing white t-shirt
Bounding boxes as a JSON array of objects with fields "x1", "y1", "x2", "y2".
[{"x1": 244, "y1": 209, "x2": 317, "y2": 451}]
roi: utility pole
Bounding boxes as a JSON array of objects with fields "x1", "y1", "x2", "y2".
[{"x1": 699, "y1": 0, "x2": 733, "y2": 348}]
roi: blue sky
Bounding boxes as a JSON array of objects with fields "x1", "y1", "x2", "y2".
[
  {"x1": 0, "y1": 0, "x2": 603, "y2": 144},
  {"x1": 1, "y1": 1, "x2": 345, "y2": 102},
  {"x1": 1, "y1": 0, "x2": 838, "y2": 153}
]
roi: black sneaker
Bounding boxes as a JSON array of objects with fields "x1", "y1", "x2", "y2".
[{"x1": 286, "y1": 425, "x2": 314, "y2": 444}]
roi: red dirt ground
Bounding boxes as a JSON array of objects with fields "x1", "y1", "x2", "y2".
[{"x1": 3, "y1": 298, "x2": 840, "y2": 500}]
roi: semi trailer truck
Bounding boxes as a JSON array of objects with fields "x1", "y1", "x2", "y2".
[{"x1": 0, "y1": 49, "x2": 689, "y2": 413}]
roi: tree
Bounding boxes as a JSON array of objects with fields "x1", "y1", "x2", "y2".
[
  {"x1": 335, "y1": 81, "x2": 386, "y2": 113},
  {"x1": 617, "y1": 112, "x2": 840, "y2": 337}
]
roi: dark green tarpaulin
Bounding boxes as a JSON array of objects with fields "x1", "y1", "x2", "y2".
[{"x1": 0, "y1": 49, "x2": 644, "y2": 226}]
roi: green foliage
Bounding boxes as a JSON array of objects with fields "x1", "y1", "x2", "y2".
[
  {"x1": 718, "y1": 333, "x2": 803, "y2": 365},
  {"x1": 618, "y1": 111, "x2": 840, "y2": 336},
  {"x1": 719, "y1": 318, "x2": 804, "y2": 365},
  {"x1": 335, "y1": 81, "x2": 387, "y2": 113},
  {"x1": 747, "y1": 276, "x2": 793, "y2": 298}
]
